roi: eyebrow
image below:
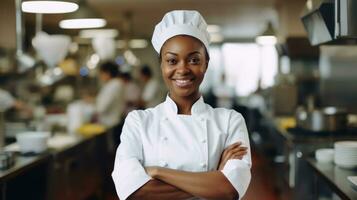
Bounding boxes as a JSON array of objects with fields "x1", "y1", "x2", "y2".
[{"x1": 164, "y1": 51, "x2": 202, "y2": 56}]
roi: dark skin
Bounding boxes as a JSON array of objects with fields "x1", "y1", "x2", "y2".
[{"x1": 128, "y1": 35, "x2": 247, "y2": 200}]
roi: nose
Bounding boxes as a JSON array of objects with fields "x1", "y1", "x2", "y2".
[{"x1": 176, "y1": 61, "x2": 190, "y2": 75}]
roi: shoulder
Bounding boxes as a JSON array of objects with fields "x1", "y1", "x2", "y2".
[
  {"x1": 210, "y1": 107, "x2": 245, "y2": 122},
  {"x1": 126, "y1": 103, "x2": 164, "y2": 122}
]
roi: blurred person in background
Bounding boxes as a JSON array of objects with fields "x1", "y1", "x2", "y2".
[
  {"x1": 96, "y1": 61, "x2": 125, "y2": 129},
  {"x1": 120, "y1": 72, "x2": 141, "y2": 116},
  {"x1": 0, "y1": 88, "x2": 32, "y2": 117},
  {"x1": 139, "y1": 64, "x2": 164, "y2": 108}
]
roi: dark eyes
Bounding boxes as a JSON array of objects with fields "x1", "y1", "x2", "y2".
[
  {"x1": 166, "y1": 58, "x2": 177, "y2": 65},
  {"x1": 165, "y1": 57, "x2": 200, "y2": 65},
  {"x1": 188, "y1": 57, "x2": 200, "y2": 64}
]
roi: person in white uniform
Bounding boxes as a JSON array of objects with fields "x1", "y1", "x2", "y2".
[
  {"x1": 96, "y1": 61, "x2": 125, "y2": 128},
  {"x1": 140, "y1": 65, "x2": 164, "y2": 108},
  {"x1": 112, "y1": 10, "x2": 252, "y2": 200}
]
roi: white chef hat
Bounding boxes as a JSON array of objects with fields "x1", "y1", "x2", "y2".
[{"x1": 151, "y1": 10, "x2": 210, "y2": 54}]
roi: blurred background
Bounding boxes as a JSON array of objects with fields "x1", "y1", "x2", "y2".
[{"x1": 0, "y1": 0, "x2": 357, "y2": 200}]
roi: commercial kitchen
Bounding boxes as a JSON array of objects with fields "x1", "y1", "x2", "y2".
[{"x1": 0, "y1": 0, "x2": 356, "y2": 200}]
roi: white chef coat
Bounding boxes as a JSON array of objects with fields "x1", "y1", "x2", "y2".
[
  {"x1": 112, "y1": 95, "x2": 252, "y2": 200},
  {"x1": 96, "y1": 79, "x2": 124, "y2": 128}
]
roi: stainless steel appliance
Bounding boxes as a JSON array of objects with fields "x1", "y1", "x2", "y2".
[
  {"x1": 296, "y1": 106, "x2": 348, "y2": 131},
  {"x1": 301, "y1": 0, "x2": 357, "y2": 45}
]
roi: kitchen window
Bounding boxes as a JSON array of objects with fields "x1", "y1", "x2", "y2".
[{"x1": 201, "y1": 43, "x2": 278, "y2": 97}]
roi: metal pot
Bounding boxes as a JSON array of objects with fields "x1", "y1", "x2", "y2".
[
  {"x1": 322, "y1": 107, "x2": 348, "y2": 131},
  {"x1": 296, "y1": 107, "x2": 348, "y2": 132}
]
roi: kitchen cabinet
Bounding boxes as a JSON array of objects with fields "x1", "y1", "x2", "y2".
[
  {"x1": 0, "y1": 154, "x2": 51, "y2": 200},
  {"x1": 49, "y1": 134, "x2": 107, "y2": 200},
  {"x1": 0, "y1": 132, "x2": 110, "y2": 200}
]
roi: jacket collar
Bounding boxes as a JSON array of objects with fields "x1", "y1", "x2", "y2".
[{"x1": 162, "y1": 94, "x2": 208, "y2": 120}]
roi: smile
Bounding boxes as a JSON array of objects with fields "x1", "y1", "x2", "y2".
[{"x1": 173, "y1": 79, "x2": 194, "y2": 87}]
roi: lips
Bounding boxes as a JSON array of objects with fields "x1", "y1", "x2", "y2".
[{"x1": 173, "y1": 79, "x2": 194, "y2": 87}]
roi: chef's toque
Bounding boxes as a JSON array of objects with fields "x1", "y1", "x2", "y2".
[{"x1": 151, "y1": 10, "x2": 210, "y2": 54}]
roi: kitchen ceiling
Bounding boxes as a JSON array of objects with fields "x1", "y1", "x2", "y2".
[{"x1": 26, "y1": 0, "x2": 278, "y2": 40}]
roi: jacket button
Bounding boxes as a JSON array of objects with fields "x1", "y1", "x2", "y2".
[
  {"x1": 201, "y1": 163, "x2": 207, "y2": 168},
  {"x1": 162, "y1": 136, "x2": 168, "y2": 141},
  {"x1": 201, "y1": 139, "x2": 206, "y2": 143}
]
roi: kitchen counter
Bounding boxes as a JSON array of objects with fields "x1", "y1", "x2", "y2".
[
  {"x1": 251, "y1": 111, "x2": 357, "y2": 199},
  {"x1": 0, "y1": 131, "x2": 111, "y2": 200},
  {"x1": 0, "y1": 134, "x2": 85, "y2": 181},
  {"x1": 0, "y1": 153, "x2": 51, "y2": 182},
  {"x1": 266, "y1": 116, "x2": 357, "y2": 144},
  {"x1": 305, "y1": 158, "x2": 357, "y2": 200}
]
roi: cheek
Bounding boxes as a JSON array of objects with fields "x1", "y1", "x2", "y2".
[{"x1": 161, "y1": 66, "x2": 172, "y2": 83}]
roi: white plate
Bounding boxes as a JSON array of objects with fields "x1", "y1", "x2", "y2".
[{"x1": 347, "y1": 176, "x2": 357, "y2": 187}]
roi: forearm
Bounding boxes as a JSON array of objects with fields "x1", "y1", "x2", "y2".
[
  {"x1": 128, "y1": 179, "x2": 193, "y2": 200},
  {"x1": 153, "y1": 168, "x2": 238, "y2": 200}
]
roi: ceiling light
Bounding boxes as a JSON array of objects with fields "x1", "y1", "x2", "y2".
[
  {"x1": 129, "y1": 39, "x2": 148, "y2": 49},
  {"x1": 59, "y1": 2, "x2": 106, "y2": 29},
  {"x1": 210, "y1": 33, "x2": 224, "y2": 43},
  {"x1": 60, "y1": 18, "x2": 106, "y2": 29},
  {"x1": 255, "y1": 36, "x2": 277, "y2": 45},
  {"x1": 22, "y1": 0, "x2": 78, "y2": 14},
  {"x1": 207, "y1": 25, "x2": 221, "y2": 33},
  {"x1": 79, "y1": 29, "x2": 119, "y2": 38},
  {"x1": 256, "y1": 22, "x2": 277, "y2": 45}
]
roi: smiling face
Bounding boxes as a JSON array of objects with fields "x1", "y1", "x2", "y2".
[{"x1": 160, "y1": 35, "x2": 208, "y2": 102}]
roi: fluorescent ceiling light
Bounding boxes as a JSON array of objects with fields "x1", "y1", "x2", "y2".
[
  {"x1": 207, "y1": 25, "x2": 221, "y2": 33},
  {"x1": 22, "y1": 1, "x2": 78, "y2": 14},
  {"x1": 79, "y1": 29, "x2": 119, "y2": 38},
  {"x1": 255, "y1": 36, "x2": 277, "y2": 45},
  {"x1": 210, "y1": 33, "x2": 224, "y2": 43},
  {"x1": 59, "y1": 18, "x2": 106, "y2": 29},
  {"x1": 129, "y1": 39, "x2": 148, "y2": 49}
]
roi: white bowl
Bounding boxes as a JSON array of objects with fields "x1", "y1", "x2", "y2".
[
  {"x1": 315, "y1": 148, "x2": 334, "y2": 163},
  {"x1": 16, "y1": 132, "x2": 50, "y2": 154}
]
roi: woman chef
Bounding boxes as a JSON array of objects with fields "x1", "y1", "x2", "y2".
[{"x1": 112, "y1": 10, "x2": 252, "y2": 200}]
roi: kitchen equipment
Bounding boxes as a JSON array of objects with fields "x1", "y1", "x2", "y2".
[
  {"x1": 301, "y1": 0, "x2": 357, "y2": 45},
  {"x1": 315, "y1": 148, "x2": 334, "y2": 163},
  {"x1": 16, "y1": 132, "x2": 50, "y2": 154},
  {"x1": 334, "y1": 141, "x2": 357, "y2": 169},
  {"x1": 296, "y1": 106, "x2": 348, "y2": 131},
  {"x1": 32, "y1": 32, "x2": 71, "y2": 68},
  {"x1": 0, "y1": 152, "x2": 15, "y2": 170},
  {"x1": 347, "y1": 176, "x2": 357, "y2": 188}
]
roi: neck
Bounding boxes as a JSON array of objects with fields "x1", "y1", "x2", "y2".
[{"x1": 170, "y1": 92, "x2": 200, "y2": 115}]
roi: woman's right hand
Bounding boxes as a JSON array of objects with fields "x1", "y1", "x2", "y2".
[{"x1": 217, "y1": 142, "x2": 248, "y2": 171}]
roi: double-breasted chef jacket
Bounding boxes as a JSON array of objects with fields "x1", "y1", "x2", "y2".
[{"x1": 112, "y1": 95, "x2": 252, "y2": 200}]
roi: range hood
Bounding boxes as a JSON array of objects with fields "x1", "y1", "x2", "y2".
[{"x1": 301, "y1": 0, "x2": 357, "y2": 46}]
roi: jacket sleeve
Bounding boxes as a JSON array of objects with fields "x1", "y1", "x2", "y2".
[
  {"x1": 111, "y1": 111, "x2": 151, "y2": 200},
  {"x1": 220, "y1": 111, "x2": 252, "y2": 200}
]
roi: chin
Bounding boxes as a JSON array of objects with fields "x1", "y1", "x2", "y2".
[{"x1": 171, "y1": 88, "x2": 198, "y2": 98}]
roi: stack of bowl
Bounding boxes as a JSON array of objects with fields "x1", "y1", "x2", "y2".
[{"x1": 334, "y1": 141, "x2": 357, "y2": 169}]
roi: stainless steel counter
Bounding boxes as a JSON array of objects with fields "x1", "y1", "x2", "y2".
[
  {"x1": 0, "y1": 131, "x2": 111, "y2": 200},
  {"x1": 305, "y1": 158, "x2": 357, "y2": 200}
]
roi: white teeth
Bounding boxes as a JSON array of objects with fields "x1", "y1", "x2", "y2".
[
  {"x1": 174, "y1": 79, "x2": 192, "y2": 87},
  {"x1": 176, "y1": 80, "x2": 189, "y2": 84}
]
